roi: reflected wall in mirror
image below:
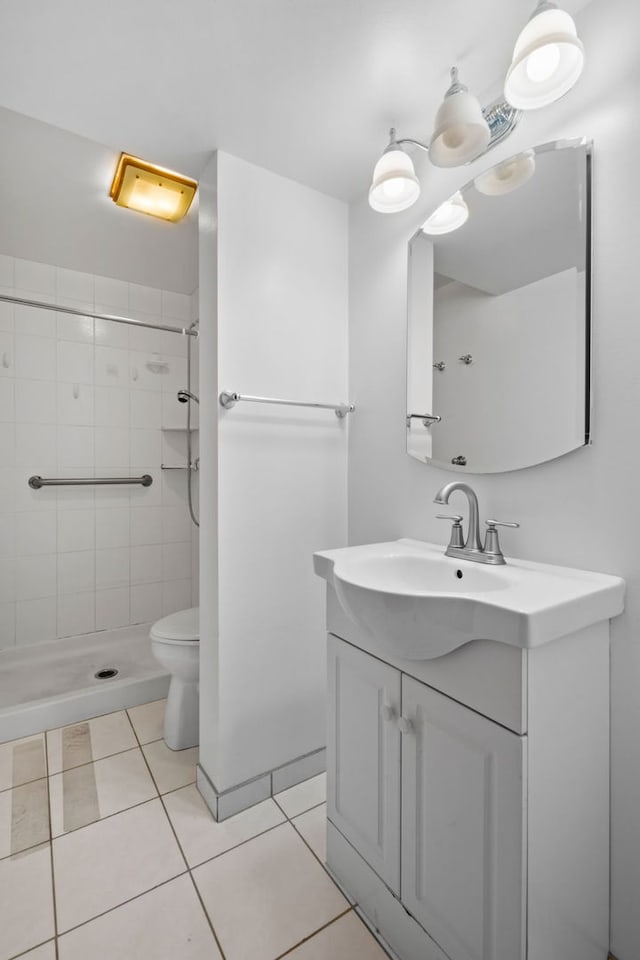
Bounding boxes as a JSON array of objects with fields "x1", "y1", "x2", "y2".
[{"x1": 407, "y1": 138, "x2": 591, "y2": 474}]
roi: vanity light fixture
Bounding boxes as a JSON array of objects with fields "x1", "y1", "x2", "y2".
[
  {"x1": 109, "y1": 153, "x2": 198, "y2": 222},
  {"x1": 474, "y1": 149, "x2": 536, "y2": 196},
  {"x1": 368, "y1": 74, "x2": 520, "y2": 214},
  {"x1": 368, "y1": 1, "x2": 583, "y2": 214},
  {"x1": 504, "y1": 0, "x2": 584, "y2": 110},
  {"x1": 430, "y1": 68, "x2": 491, "y2": 168},
  {"x1": 421, "y1": 191, "x2": 469, "y2": 235},
  {"x1": 368, "y1": 129, "x2": 422, "y2": 213}
]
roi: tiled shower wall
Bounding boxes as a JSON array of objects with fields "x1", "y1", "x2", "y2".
[{"x1": 0, "y1": 254, "x2": 199, "y2": 648}]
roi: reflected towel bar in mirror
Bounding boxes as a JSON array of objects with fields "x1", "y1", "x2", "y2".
[
  {"x1": 407, "y1": 413, "x2": 442, "y2": 427},
  {"x1": 28, "y1": 475, "x2": 153, "y2": 489},
  {"x1": 219, "y1": 391, "x2": 355, "y2": 419}
]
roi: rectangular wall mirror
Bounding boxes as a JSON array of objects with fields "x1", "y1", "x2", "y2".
[{"x1": 406, "y1": 137, "x2": 592, "y2": 474}]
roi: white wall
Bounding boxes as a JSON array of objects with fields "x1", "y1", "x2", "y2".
[
  {"x1": 430, "y1": 267, "x2": 583, "y2": 471},
  {"x1": 199, "y1": 151, "x2": 348, "y2": 792},
  {"x1": 348, "y1": 0, "x2": 640, "y2": 956},
  {"x1": 0, "y1": 255, "x2": 197, "y2": 647},
  {"x1": 196, "y1": 153, "x2": 220, "y2": 778},
  {"x1": 0, "y1": 106, "x2": 198, "y2": 294}
]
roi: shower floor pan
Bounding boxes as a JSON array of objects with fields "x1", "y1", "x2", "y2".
[{"x1": 0, "y1": 624, "x2": 170, "y2": 743}]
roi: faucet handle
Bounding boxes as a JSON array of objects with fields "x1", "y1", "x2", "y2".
[
  {"x1": 484, "y1": 519, "x2": 520, "y2": 559},
  {"x1": 436, "y1": 514, "x2": 464, "y2": 549}
]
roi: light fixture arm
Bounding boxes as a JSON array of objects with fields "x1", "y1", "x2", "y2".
[
  {"x1": 388, "y1": 94, "x2": 521, "y2": 165},
  {"x1": 395, "y1": 136, "x2": 431, "y2": 154},
  {"x1": 384, "y1": 127, "x2": 430, "y2": 154}
]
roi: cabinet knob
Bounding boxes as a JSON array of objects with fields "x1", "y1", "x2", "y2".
[
  {"x1": 398, "y1": 716, "x2": 414, "y2": 735},
  {"x1": 381, "y1": 703, "x2": 396, "y2": 723}
]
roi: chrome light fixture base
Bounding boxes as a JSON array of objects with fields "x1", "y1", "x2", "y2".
[
  {"x1": 481, "y1": 98, "x2": 522, "y2": 153},
  {"x1": 391, "y1": 98, "x2": 521, "y2": 164}
]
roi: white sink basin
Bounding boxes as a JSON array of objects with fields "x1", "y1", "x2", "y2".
[{"x1": 314, "y1": 539, "x2": 624, "y2": 659}]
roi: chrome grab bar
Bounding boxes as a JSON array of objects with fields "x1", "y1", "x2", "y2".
[
  {"x1": 219, "y1": 391, "x2": 355, "y2": 419},
  {"x1": 28, "y1": 475, "x2": 153, "y2": 489}
]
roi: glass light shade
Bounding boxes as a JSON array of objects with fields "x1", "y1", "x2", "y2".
[
  {"x1": 368, "y1": 149, "x2": 421, "y2": 213},
  {"x1": 504, "y1": 3, "x2": 584, "y2": 109},
  {"x1": 421, "y1": 192, "x2": 469, "y2": 235},
  {"x1": 429, "y1": 90, "x2": 491, "y2": 168},
  {"x1": 110, "y1": 153, "x2": 197, "y2": 222},
  {"x1": 474, "y1": 150, "x2": 536, "y2": 196}
]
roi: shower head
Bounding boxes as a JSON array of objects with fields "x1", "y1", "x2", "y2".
[{"x1": 177, "y1": 389, "x2": 199, "y2": 404}]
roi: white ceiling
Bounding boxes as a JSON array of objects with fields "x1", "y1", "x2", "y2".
[
  {"x1": 432, "y1": 142, "x2": 587, "y2": 296},
  {"x1": 0, "y1": 0, "x2": 592, "y2": 202}
]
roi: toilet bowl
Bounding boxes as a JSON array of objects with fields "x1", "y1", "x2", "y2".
[{"x1": 150, "y1": 607, "x2": 199, "y2": 750}]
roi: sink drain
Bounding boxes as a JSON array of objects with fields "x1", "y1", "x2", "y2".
[{"x1": 94, "y1": 667, "x2": 119, "y2": 680}]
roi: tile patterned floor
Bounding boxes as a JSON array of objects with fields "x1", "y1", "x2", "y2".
[{"x1": 0, "y1": 700, "x2": 390, "y2": 960}]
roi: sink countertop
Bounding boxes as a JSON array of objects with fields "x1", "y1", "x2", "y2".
[{"x1": 314, "y1": 539, "x2": 625, "y2": 655}]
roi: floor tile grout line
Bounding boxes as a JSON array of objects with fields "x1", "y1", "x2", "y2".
[
  {"x1": 44, "y1": 760, "x2": 60, "y2": 960},
  {"x1": 48, "y1": 741, "x2": 147, "y2": 776},
  {"x1": 13, "y1": 745, "x2": 162, "y2": 854},
  {"x1": 273, "y1": 905, "x2": 354, "y2": 960},
  {"x1": 186, "y1": 817, "x2": 290, "y2": 872},
  {"x1": 272, "y1": 794, "x2": 320, "y2": 821},
  {"x1": 287, "y1": 814, "x2": 328, "y2": 872},
  {"x1": 38, "y1": 698, "x2": 164, "y2": 744},
  {"x1": 47, "y1": 715, "x2": 180, "y2": 947},
  {"x1": 0, "y1": 835, "x2": 55, "y2": 867},
  {"x1": 8, "y1": 936, "x2": 57, "y2": 960},
  {"x1": 185, "y1": 818, "x2": 351, "y2": 960},
  {"x1": 184, "y1": 868, "x2": 228, "y2": 960},
  {"x1": 155, "y1": 776, "x2": 200, "y2": 801},
  {"x1": 153, "y1": 766, "x2": 228, "y2": 960},
  {"x1": 122, "y1": 703, "x2": 141, "y2": 742},
  {"x1": 53, "y1": 868, "x2": 191, "y2": 941},
  {"x1": 0, "y1": 772, "x2": 48, "y2": 797},
  {"x1": 126, "y1": 707, "x2": 194, "y2": 808},
  {"x1": 23, "y1": 706, "x2": 343, "y2": 960},
  {"x1": 47, "y1": 791, "x2": 161, "y2": 847},
  {"x1": 38, "y1": 704, "x2": 165, "y2": 779},
  {"x1": 275, "y1": 794, "x2": 369, "y2": 918},
  {"x1": 45, "y1": 741, "x2": 143, "y2": 778},
  {"x1": 286, "y1": 815, "x2": 355, "y2": 906},
  {"x1": 159, "y1": 775, "x2": 336, "y2": 959},
  {"x1": 353, "y1": 907, "x2": 397, "y2": 960},
  {"x1": 282, "y1": 798, "x2": 327, "y2": 821}
]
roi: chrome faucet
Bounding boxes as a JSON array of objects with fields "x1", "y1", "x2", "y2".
[{"x1": 434, "y1": 481, "x2": 519, "y2": 565}]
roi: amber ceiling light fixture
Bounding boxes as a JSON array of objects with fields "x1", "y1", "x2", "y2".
[{"x1": 109, "y1": 153, "x2": 197, "y2": 222}]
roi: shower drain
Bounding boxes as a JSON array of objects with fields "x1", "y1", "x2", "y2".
[{"x1": 94, "y1": 667, "x2": 119, "y2": 680}]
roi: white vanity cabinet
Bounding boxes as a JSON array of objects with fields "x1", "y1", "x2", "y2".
[
  {"x1": 400, "y1": 675, "x2": 526, "y2": 960},
  {"x1": 327, "y1": 635, "x2": 401, "y2": 894},
  {"x1": 324, "y1": 589, "x2": 612, "y2": 960}
]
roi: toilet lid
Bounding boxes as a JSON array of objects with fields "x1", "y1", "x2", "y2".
[{"x1": 150, "y1": 607, "x2": 199, "y2": 642}]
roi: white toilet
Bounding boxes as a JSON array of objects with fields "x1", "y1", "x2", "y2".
[{"x1": 150, "y1": 607, "x2": 199, "y2": 750}]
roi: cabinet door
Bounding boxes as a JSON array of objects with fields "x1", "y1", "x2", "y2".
[
  {"x1": 327, "y1": 635, "x2": 401, "y2": 893},
  {"x1": 401, "y1": 676, "x2": 526, "y2": 960}
]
